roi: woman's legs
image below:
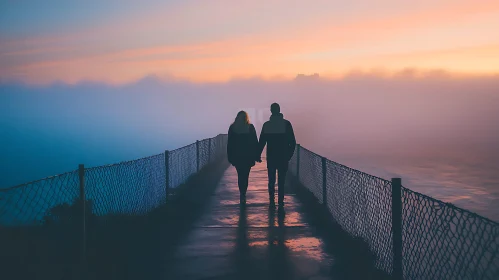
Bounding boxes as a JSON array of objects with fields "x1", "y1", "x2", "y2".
[{"x1": 235, "y1": 165, "x2": 251, "y2": 202}]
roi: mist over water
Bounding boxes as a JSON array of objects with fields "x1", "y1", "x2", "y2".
[{"x1": 1, "y1": 73, "x2": 498, "y2": 221}]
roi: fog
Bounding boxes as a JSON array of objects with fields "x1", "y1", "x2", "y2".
[{"x1": 1, "y1": 72, "x2": 499, "y2": 219}]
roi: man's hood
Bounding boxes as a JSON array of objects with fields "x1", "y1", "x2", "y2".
[{"x1": 270, "y1": 113, "x2": 284, "y2": 121}]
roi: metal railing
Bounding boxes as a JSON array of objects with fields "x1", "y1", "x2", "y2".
[
  {"x1": 0, "y1": 134, "x2": 228, "y2": 280},
  {"x1": 290, "y1": 144, "x2": 499, "y2": 280},
  {"x1": 0, "y1": 134, "x2": 228, "y2": 226}
]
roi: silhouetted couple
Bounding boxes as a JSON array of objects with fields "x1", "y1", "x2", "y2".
[{"x1": 227, "y1": 103, "x2": 296, "y2": 206}]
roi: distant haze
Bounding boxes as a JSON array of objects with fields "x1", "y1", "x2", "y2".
[{"x1": 1, "y1": 72, "x2": 499, "y2": 220}]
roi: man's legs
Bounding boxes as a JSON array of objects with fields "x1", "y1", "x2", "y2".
[
  {"x1": 267, "y1": 165, "x2": 277, "y2": 203},
  {"x1": 277, "y1": 164, "x2": 289, "y2": 205}
]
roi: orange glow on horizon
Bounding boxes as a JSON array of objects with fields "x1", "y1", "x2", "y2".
[{"x1": 1, "y1": 0, "x2": 498, "y2": 85}]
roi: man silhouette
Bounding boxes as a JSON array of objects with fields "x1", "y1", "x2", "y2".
[{"x1": 258, "y1": 103, "x2": 296, "y2": 206}]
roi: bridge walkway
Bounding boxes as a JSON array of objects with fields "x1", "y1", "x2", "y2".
[{"x1": 165, "y1": 161, "x2": 338, "y2": 280}]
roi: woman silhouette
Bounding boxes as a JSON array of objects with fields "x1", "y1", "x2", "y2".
[{"x1": 227, "y1": 111, "x2": 259, "y2": 204}]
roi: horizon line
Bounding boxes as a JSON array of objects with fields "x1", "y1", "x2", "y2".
[{"x1": 2, "y1": 68, "x2": 499, "y2": 88}]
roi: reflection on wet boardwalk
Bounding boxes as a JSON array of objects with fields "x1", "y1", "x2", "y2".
[{"x1": 166, "y1": 162, "x2": 336, "y2": 279}]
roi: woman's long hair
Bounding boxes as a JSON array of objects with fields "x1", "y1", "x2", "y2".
[{"x1": 232, "y1": 111, "x2": 251, "y2": 132}]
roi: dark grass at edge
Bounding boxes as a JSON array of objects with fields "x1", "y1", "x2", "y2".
[
  {"x1": 287, "y1": 173, "x2": 393, "y2": 280},
  {"x1": 0, "y1": 159, "x2": 230, "y2": 280}
]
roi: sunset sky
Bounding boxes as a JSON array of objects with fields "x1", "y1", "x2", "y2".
[{"x1": 1, "y1": 0, "x2": 499, "y2": 85}]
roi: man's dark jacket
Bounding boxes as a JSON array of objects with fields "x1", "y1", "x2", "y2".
[{"x1": 258, "y1": 113, "x2": 296, "y2": 168}]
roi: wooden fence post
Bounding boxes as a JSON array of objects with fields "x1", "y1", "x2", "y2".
[{"x1": 392, "y1": 178, "x2": 403, "y2": 280}]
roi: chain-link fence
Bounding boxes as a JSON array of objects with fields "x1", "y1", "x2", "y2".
[
  {"x1": 0, "y1": 171, "x2": 80, "y2": 226},
  {"x1": 168, "y1": 142, "x2": 197, "y2": 191},
  {"x1": 0, "y1": 134, "x2": 228, "y2": 225},
  {"x1": 401, "y1": 187, "x2": 499, "y2": 280},
  {"x1": 85, "y1": 153, "x2": 166, "y2": 217},
  {"x1": 0, "y1": 134, "x2": 228, "y2": 279},
  {"x1": 289, "y1": 144, "x2": 499, "y2": 280},
  {"x1": 167, "y1": 135, "x2": 228, "y2": 191}
]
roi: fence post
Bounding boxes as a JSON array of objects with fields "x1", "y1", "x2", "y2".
[
  {"x1": 392, "y1": 178, "x2": 403, "y2": 280},
  {"x1": 322, "y1": 157, "x2": 327, "y2": 207},
  {"x1": 78, "y1": 164, "x2": 86, "y2": 263},
  {"x1": 208, "y1": 138, "x2": 212, "y2": 163},
  {"x1": 296, "y1": 144, "x2": 301, "y2": 180},
  {"x1": 165, "y1": 150, "x2": 170, "y2": 202},
  {"x1": 196, "y1": 140, "x2": 200, "y2": 172}
]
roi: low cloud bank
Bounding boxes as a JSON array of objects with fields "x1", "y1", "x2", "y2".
[{"x1": 1, "y1": 71, "x2": 498, "y2": 187}]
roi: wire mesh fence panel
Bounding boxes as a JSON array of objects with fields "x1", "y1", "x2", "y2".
[
  {"x1": 209, "y1": 137, "x2": 218, "y2": 163},
  {"x1": 217, "y1": 135, "x2": 227, "y2": 161},
  {"x1": 168, "y1": 143, "x2": 197, "y2": 189},
  {"x1": 214, "y1": 134, "x2": 228, "y2": 161},
  {"x1": 288, "y1": 146, "x2": 298, "y2": 175},
  {"x1": 198, "y1": 138, "x2": 211, "y2": 170},
  {"x1": 290, "y1": 144, "x2": 498, "y2": 278},
  {"x1": 85, "y1": 153, "x2": 166, "y2": 216},
  {"x1": 167, "y1": 135, "x2": 226, "y2": 189},
  {"x1": 297, "y1": 148, "x2": 324, "y2": 203},
  {"x1": 326, "y1": 160, "x2": 394, "y2": 274},
  {"x1": 222, "y1": 134, "x2": 228, "y2": 159},
  {"x1": 401, "y1": 187, "x2": 499, "y2": 280},
  {"x1": 0, "y1": 134, "x2": 227, "y2": 226},
  {"x1": 0, "y1": 171, "x2": 79, "y2": 226},
  {"x1": 208, "y1": 134, "x2": 226, "y2": 163}
]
